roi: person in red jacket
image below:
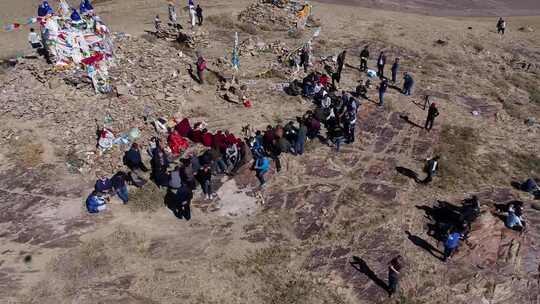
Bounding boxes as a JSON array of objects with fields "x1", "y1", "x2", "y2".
[
  {"x1": 213, "y1": 130, "x2": 227, "y2": 152},
  {"x1": 202, "y1": 129, "x2": 213, "y2": 147}
]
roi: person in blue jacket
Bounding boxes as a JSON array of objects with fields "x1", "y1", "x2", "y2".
[
  {"x1": 71, "y1": 8, "x2": 82, "y2": 22},
  {"x1": 86, "y1": 191, "x2": 107, "y2": 213},
  {"x1": 80, "y1": 0, "x2": 94, "y2": 14},
  {"x1": 38, "y1": 1, "x2": 53, "y2": 17},
  {"x1": 254, "y1": 156, "x2": 270, "y2": 187},
  {"x1": 443, "y1": 230, "x2": 462, "y2": 261}
]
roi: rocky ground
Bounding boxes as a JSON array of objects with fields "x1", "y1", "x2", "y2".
[{"x1": 0, "y1": 0, "x2": 540, "y2": 303}]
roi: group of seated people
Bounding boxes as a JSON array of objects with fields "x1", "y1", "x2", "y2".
[{"x1": 87, "y1": 117, "x2": 248, "y2": 215}]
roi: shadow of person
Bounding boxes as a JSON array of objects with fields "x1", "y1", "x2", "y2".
[
  {"x1": 399, "y1": 114, "x2": 424, "y2": 129},
  {"x1": 405, "y1": 231, "x2": 444, "y2": 261},
  {"x1": 186, "y1": 64, "x2": 200, "y2": 84},
  {"x1": 396, "y1": 166, "x2": 420, "y2": 183},
  {"x1": 350, "y1": 256, "x2": 389, "y2": 292}
]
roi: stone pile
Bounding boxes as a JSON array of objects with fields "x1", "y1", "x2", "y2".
[
  {"x1": 0, "y1": 34, "x2": 207, "y2": 175},
  {"x1": 238, "y1": 0, "x2": 304, "y2": 30}
]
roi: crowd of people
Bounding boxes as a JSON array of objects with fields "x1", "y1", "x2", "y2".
[{"x1": 69, "y1": 5, "x2": 534, "y2": 298}]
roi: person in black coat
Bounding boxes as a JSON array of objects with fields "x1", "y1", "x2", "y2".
[
  {"x1": 377, "y1": 51, "x2": 386, "y2": 78},
  {"x1": 359, "y1": 46, "x2": 369, "y2": 72},
  {"x1": 124, "y1": 143, "x2": 148, "y2": 172},
  {"x1": 391, "y1": 58, "x2": 400, "y2": 84},
  {"x1": 425, "y1": 103, "x2": 439, "y2": 131}
]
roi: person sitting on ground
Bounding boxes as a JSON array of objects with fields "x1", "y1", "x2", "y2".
[
  {"x1": 86, "y1": 191, "x2": 107, "y2": 213},
  {"x1": 460, "y1": 195, "x2": 480, "y2": 225},
  {"x1": 202, "y1": 129, "x2": 214, "y2": 147},
  {"x1": 95, "y1": 174, "x2": 113, "y2": 194},
  {"x1": 124, "y1": 143, "x2": 149, "y2": 172},
  {"x1": 443, "y1": 229, "x2": 462, "y2": 261},
  {"x1": 111, "y1": 171, "x2": 130, "y2": 204},
  {"x1": 422, "y1": 156, "x2": 439, "y2": 184},
  {"x1": 28, "y1": 28, "x2": 43, "y2": 50},
  {"x1": 506, "y1": 204, "x2": 526, "y2": 231},
  {"x1": 284, "y1": 121, "x2": 299, "y2": 151},
  {"x1": 521, "y1": 178, "x2": 539, "y2": 195},
  {"x1": 210, "y1": 146, "x2": 227, "y2": 174},
  {"x1": 225, "y1": 142, "x2": 239, "y2": 171}
]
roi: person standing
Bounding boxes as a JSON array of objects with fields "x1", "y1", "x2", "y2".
[
  {"x1": 175, "y1": 185, "x2": 193, "y2": 220},
  {"x1": 359, "y1": 46, "x2": 369, "y2": 72},
  {"x1": 343, "y1": 108, "x2": 357, "y2": 144},
  {"x1": 168, "y1": 1, "x2": 178, "y2": 28},
  {"x1": 196, "y1": 4, "x2": 203, "y2": 26},
  {"x1": 188, "y1": 0, "x2": 197, "y2": 29},
  {"x1": 387, "y1": 255, "x2": 403, "y2": 297},
  {"x1": 391, "y1": 58, "x2": 400, "y2": 84},
  {"x1": 425, "y1": 102, "x2": 439, "y2": 131},
  {"x1": 196, "y1": 55, "x2": 207, "y2": 84},
  {"x1": 443, "y1": 230, "x2": 462, "y2": 261},
  {"x1": 300, "y1": 43, "x2": 311, "y2": 73},
  {"x1": 254, "y1": 156, "x2": 270, "y2": 187},
  {"x1": 378, "y1": 78, "x2": 388, "y2": 107},
  {"x1": 335, "y1": 50, "x2": 347, "y2": 86},
  {"x1": 296, "y1": 117, "x2": 307, "y2": 155},
  {"x1": 377, "y1": 51, "x2": 386, "y2": 78},
  {"x1": 196, "y1": 164, "x2": 214, "y2": 200},
  {"x1": 402, "y1": 72, "x2": 414, "y2": 96},
  {"x1": 154, "y1": 15, "x2": 162, "y2": 32},
  {"x1": 422, "y1": 156, "x2": 439, "y2": 184},
  {"x1": 497, "y1": 17, "x2": 506, "y2": 35}
]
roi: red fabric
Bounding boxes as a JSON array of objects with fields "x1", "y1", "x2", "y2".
[
  {"x1": 191, "y1": 129, "x2": 203, "y2": 143},
  {"x1": 225, "y1": 133, "x2": 238, "y2": 146},
  {"x1": 81, "y1": 52, "x2": 104, "y2": 66},
  {"x1": 243, "y1": 100, "x2": 252, "y2": 108},
  {"x1": 168, "y1": 132, "x2": 189, "y2": 155},
  {"x1": 319, "y1": 75, "x2": 330, "y2": 87},
  {"x1": 175, "y1": 118, "x2": 192, "y2": 138},
  {"x1": 202, "y1": 132, "x2": 214, "y2": 147},
  {"x1": 213, "y1": 131, "x2": 227, "y2": 151}
]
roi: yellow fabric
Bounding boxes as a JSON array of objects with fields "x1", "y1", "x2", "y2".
[{"x1": 296, "y1": 5, "x2": 310, "y2": 19}]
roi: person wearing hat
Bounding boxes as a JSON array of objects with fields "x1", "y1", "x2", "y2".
[{"x1": 425, "y1": 102, "x2": 439, "y2": 131}]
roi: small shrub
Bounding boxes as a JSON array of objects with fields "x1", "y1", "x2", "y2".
[
  {"x1": 129, "y1": 182, "x2": 165, "y2": 212},
  {"x1": 288, "y1": 29, "x2": 304, "y2": 39},
  {"x1": 472, "y1": 42, "x2": 484, "y2": 53},
  {"x1": 433, "y1": 125, "x2": 480, "y2": 190},
  {"x1": 238, "y1": 22, "x2": 258, "y2": 35},
  {"x1": 206, "y1": 13, "x2": 235, "y2": 28},
  {"x1": 528, "y1": 87, "x2": 540, "y2": 105}
]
